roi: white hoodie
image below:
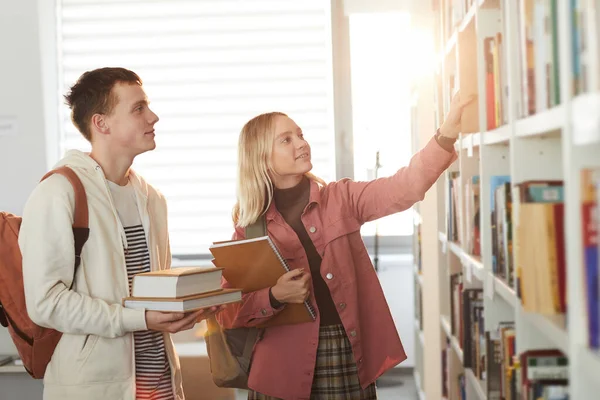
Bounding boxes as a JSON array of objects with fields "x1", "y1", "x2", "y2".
[{"x1": 18, "y1": 150, "x2": 184, "y2": 400}]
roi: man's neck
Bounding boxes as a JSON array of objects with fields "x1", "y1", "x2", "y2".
[{"x1": 89, "y1": 149, "x2": 134, "y2": 186}]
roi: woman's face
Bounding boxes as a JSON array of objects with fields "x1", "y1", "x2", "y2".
[{"x1": 269, "y1": 115, "x2": 312, "y2": 189}]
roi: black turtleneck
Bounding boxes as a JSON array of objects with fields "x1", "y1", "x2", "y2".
[{"x1": 272, "y1": 176, "x2": 342, "y2": 326}]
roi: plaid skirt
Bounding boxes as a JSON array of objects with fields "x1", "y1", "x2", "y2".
[{"x1": 248, "y1": 324, "x2": 377, "y2": 400}]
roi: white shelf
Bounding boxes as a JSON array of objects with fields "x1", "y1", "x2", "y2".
[
  {"x1": 414, "y1": 318, "x2": 425, "y2": 346},
  {"x1": 465, "y1": 368, "x2": 487, "y2": 400},
  {"x1": 516, "y1": 105, "x2": 564, "y2": 137},
  {"x1": 439, "y1": 231, "x2": 448, "y2": 254},
  {"x1": 414, "y1": 371, "x2": 426, "y2": 400},
  {"x1": 459, "y1": 132, "x2": 481, "y2": 152},
  {"x1": 439, "y1": 231, "x2": 448, "y2": 243},
  {"x1": 447, "y1": 241, "x2": 462, "y2": 258},
  {"x1": 441, "y1": 315, "x2": 452, "y2": 337},
  {"x1": 483, "y1": 125, "x2": 511, "y2": 145},
  {"x1": 445, "y1": 31, "x2": 457, "y2": 56},
  {"x1": 441, "y1": 315, "x2": 464, "y2": 364},
  {"x1": 579, "y1": 346, "x2": 600, "y2": 386},
  {"x1": 520, "y1": 307, "x2": 569, "y2": 356},
  {"x1": 462, "y1": 252, "x2": 485, "y2": 281},
  {"x1": 417, "y1": 0, "x2": 598, "y2": 397},
  {"x1": 0, "y1": 364, "x2": 26, "y2": 374},
  {"x1": 572, "y1": 92, "x2": 600, "y2": 145},
  {"x1": 459, "y1": 2, "x2": 477, "y2": 32},
  {"x1": 414, "y1": 264, "x2": 424, "y2": 287},
  {"x1": 443, "y1": 238, "x2": 486, "y2": 282},
  {"x1": 492, "y1": 274, "x2": 517, "y2": 307}
]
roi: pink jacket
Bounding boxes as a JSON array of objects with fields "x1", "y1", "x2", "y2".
[{"x1": 217, "y1": 136, "x2": 457, "y2": 399}]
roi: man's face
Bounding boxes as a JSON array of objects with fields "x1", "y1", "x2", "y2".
[{"x1": 103, "y1": 82, "x2": 159, "y2": 157}]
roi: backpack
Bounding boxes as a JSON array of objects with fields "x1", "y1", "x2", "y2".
[
  {"x1": 204, "y1": 215, "x2": 267, "y2": 389},
  {"x1": 0, "y1": 166, "x2": 89, "y2": 379}
]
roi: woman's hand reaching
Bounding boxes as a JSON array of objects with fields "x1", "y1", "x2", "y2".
[{"x1": 438, "y1": 92, "x2": 477, "y2": 140}]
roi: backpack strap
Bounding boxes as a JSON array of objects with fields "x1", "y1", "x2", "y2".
[
  {"x1": 40, "y1": 166, "x2": 90, "y2": 286},
  {"x1": 241, "y1": 327, "x2": 260, "y2": 365},
  {"x1": 244, "y1": 213, "x2": 267, "y2": 239},
  {"x1": 41, "y1": 166, "x2": 89, "y2": 230}
]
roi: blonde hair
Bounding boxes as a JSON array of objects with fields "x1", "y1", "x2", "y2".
[{"x1": 233, "y1": 112, "x2": 325, "y2": 228}]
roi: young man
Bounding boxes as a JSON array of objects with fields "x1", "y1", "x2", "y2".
[{"x1": 19, "y1": 67, "x2": 214, "y2": 400}]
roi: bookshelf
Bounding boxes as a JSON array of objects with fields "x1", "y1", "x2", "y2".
[{"x1": 412, "y1": 0, "x2": 600, "y2": 399}]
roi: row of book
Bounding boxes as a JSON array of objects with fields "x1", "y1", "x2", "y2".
[
  {"x1": 443, "y1": 0, "x2": 600, "y2": 131},
  {"x1": 438, "y1": 0, "x2": 475, "y2": 41},
  {"x1": 448, "y1": 165, "x2": 600, "y2": 351},
  {"x1": 482, "y1": 0, "x2": 564, "y2": 123},
  {"x1": 442, "y1": 0, "x2": 477, "y2": 41},
  {"x1": 444, "y1": 278, "x2": 569, "y2": 399},
  {"x1": 571, "y1": 0, "x2": 599, "y2": 96},
  {"x1": 515, "y1": 0, "x2": 561, "y2": 119},
  {"x1": 484, "y1": 31, "x2": 508, "y2": 130},
  {"x1": 490, "y1": 0, "x2": 599, "y2": 122},
  {"x1": 446, "y1": 172, "x2": 567, "y2": 313},
  {"x1": 445, "y1": 171, "x2": 482, "y2": 258}
]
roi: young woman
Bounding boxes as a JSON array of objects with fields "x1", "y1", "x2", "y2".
[{"x1": 217, "y1": 94, "x2": 473, "y2": 400}]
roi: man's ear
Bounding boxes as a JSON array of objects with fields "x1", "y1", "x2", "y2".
[{"x1": 91, "y1": 113, "x2": 109, "y2": 136}]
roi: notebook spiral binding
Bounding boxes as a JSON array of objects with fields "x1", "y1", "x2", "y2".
[{"x1": 267, "y1": 237, "x2": 317, "y2": 320}]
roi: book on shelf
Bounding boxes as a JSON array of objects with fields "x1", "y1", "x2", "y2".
[
  {"x1": 520, "y1": 349, "x2": 568, "y2": 400},
  {"x1": 465, "y1": 175, "x2": 481, "y2": 256},
  {"x1": 514, "y1": 180, "x2": 566, "y2": 315},
  {"x1": 123, "y1": 288, "x2": 242, "y2": 313},
  {"x1": 517, "y1": 0, "x2": 561, "y2": 118},
  {"x1": 486, "y1": 330, "x2": 503, "y2": 400},
  {"x1": 450, "y1": 272, "x2": 464, "y2": 343},
  {"x1": 131, "y1": 266, "x2": 224, "y2": 299},
  {"x1": 462, "y1": 288, "x2": 484, "y2": 371},
  {"x1": 447, "y1": 171, "x2": 461, "y2": 243},
  {"x1": 442, "y1": 338, "x2": 449, "y2": 398},
  {"x1": 482, "y1": 321, "x2": 517, "y2": 400},
  {"x1": 492, "y1": 179, "x2": 513, "y2": 286},
  {"x1": 209, "y1": 235, "x2": 317, "y2": 328},
  {"x1": 490, "y1": 175, "x2": 511, "y2": 280},
  {"x1": 581, "y1": 168, "x2": 599, "y2": 349}
]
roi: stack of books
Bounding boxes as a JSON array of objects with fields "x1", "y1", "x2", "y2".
[
  {"x1": 122, "y1": 267, "x2": 242, "y2": 312},
  {"x1": 210, "y1": 235, "x2": 317, "y2": 327}
]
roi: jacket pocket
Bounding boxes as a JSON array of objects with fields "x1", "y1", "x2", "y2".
[
  {"x1": 323, "y1": 217, "x2": 361, "y2": 246},
  {"x1": 78, "y1": 334, "x2": 99, "y2": 367},
  {"x1": 52, "y1": 333, "x2": 133, "y2": 385},
  {"x1": 78, "y1": 335, "x2": 133, "y2": 383}
]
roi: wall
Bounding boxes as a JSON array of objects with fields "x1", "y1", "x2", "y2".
[{"x1": 0, "y1": 0, "x2": 50, "y2": 355}]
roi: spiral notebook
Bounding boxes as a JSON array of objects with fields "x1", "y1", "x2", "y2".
[{"x1": 209, "y1": 235, "x2": 316, "y2": 327}]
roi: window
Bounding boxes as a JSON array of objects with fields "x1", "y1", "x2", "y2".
[
  {"x1": 348, "y1": 12, "x2": 415, "y2": 238},
  {"x1": 56, "y1": 0, "x2": 336, "y2": 256}
]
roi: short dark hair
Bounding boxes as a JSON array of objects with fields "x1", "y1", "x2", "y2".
[{"x1": 64, "y1": 67, "x2": 142, "y2": 141}]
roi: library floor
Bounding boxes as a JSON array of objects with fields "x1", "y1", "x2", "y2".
[{"x1": 234, "y1": 367, "x2": 419, "y2": 399}]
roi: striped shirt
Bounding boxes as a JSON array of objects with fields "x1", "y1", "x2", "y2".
[{"x1": 109, "y1": 181, "x2": 174, "y2": 400}]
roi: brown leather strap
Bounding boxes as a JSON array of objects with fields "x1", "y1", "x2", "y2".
[
  {"x1": 41, "y1": 166, "x2": 89, "y2": 229},
  {"x1": 40, "y1": 166, "x2": 90, "y2": 289},
  {"x1": 244, "y1": 214, "x2": 267, "y2": 239}
]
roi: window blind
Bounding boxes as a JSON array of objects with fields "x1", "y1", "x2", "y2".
[{"x1": 57, "y1": 0, "x2": 336, "y2": 255}]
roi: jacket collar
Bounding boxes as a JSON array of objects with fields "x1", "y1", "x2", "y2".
[{"x1": 265, "y1": 176, "x2": 322, "y2": 222}]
